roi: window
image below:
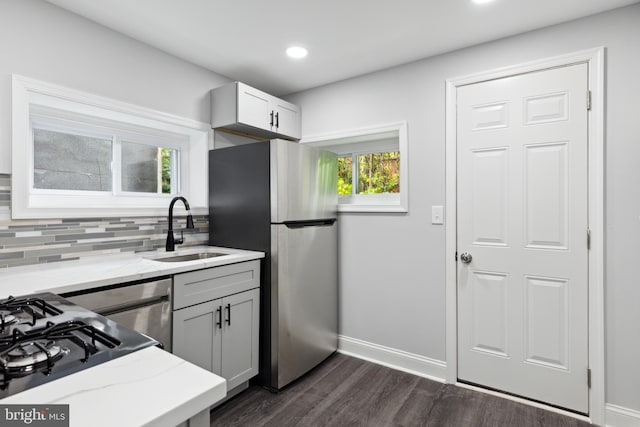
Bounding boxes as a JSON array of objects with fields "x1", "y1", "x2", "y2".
[
  {"x1": 302, "y1": 122, "x2": 408, "y2": 213},
  {"x1": 30, "y1": 109, "x2": 184, "y2": 196},
  {"x1": 12, "y1": 75, "x2": 211, "y2": 219},
  {"x1": 337, "y1": 151, "x2": 400, "y2": 195},
  {"x1": 121, "y1": 142, "x2": 177, "y2": 194},
  {"x1": 33, "y1": 127, "x2": 114, "y2": 192}
]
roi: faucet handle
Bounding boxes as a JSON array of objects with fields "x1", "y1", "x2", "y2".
[{"x1": 175, "y1": 230, "x2": 184, "y2": 245}]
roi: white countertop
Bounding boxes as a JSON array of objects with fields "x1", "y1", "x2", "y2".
[
  {"x1": 0, "y1": 245, "x2": 264, "y2": 297},
  {"x1": 2, "y1": 346, "x2": 226, "y2": 427},
  {"x1": 0, "y1": 246, "x2": 265, "y2": 426}
]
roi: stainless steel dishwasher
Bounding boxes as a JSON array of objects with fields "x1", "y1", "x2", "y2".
[{"x1": 63, "y1": 277, "x2": 172, "y2": 351}]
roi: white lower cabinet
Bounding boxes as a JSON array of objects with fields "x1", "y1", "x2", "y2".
[{"x1": 172, "y1": 261, "x2": 260, "y2": 391}]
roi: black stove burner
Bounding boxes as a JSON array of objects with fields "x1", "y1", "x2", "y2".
[
  {"x1": 3, "y1": 340, "x2": 66, "y2": 376},
  {"x1": 0, "y1": 296, "x2": 64, "y2": 330},
  {"x1": 0, "y1": 292, "x2": 158, "y2": 398},
  {"x1": 0, "y1": 312, "x2": 18, "y2": 328},
  {"x1": 0, "y1": 320, "x2": 122, "y2": 389}
]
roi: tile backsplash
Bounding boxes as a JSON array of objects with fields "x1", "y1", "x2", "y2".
[
  {"x1": 0, "y1": 174, "x2": 9, "y2": 209},
  {"x1": 0, "y1": 174, "x2": 208, "y2": 269}
]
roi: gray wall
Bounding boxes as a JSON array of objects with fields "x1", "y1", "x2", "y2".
[
  {"x1": 0, "y1": 0, "x2": 231, "y2": 174},
  {"x1": 287, "y1": 4, "x2": 640, "y2": 411},
  {"x1": 0, "y1": 0, "x2": 221, "y2": 268},
  {"x1": 0, "y1": 1, "x2": 221, "y2": 262}
]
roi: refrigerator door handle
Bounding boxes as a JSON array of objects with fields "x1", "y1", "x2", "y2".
[{"x1": 281, "y1": 219, "x2": 336, "y2": 229}]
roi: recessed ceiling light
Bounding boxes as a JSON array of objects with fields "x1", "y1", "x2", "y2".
[
  {"x1": 286, "y1": 46, "x2": 308, "y2": 59},
  {"x1": 472, "y1": 0, "x2": 495, "y2": 4}
]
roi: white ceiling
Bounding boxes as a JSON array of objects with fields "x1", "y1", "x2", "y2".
[{"x1": 45, "y1": 0, "x2": 639, "y2": 96}]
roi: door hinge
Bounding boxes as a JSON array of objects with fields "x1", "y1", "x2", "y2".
[
  {"x1": 587, "y1": 90, "x2": 592, "y2": 111},
  {"x1": 587, "y1": 229, "x2": 591, "y2": 250},
  {"x1": 587, "y1": 368, "x2": 592, "y2": 388}
]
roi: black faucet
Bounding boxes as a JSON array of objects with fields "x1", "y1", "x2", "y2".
[{"x1": 166, "y1": 196, "x2": 195, "y2": 251}]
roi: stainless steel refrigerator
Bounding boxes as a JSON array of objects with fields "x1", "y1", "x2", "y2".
[{"x1": 208, "y1": 139, "x2": 338, "y2": 390}]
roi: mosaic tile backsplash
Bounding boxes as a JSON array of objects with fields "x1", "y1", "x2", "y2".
[
  {"x1": 0, "y1": 174, "x2": 209, "y2": 269},
  {"x1": 0, "y1": 174, "x2": 9, "y2": 209}
]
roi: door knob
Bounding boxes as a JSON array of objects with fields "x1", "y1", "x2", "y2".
[{"x1": 460, "y1": 252, "x2": 473, "y2": 264}]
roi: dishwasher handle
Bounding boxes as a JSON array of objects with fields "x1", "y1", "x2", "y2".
[
  {"x1": 98, "y1": 294, "x2": 170, "y2": 317},
  {"x1": 63, "y1": 277, "x2": 172, "y2": 313}
]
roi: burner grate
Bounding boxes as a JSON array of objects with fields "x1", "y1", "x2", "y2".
[
  {"x1": 1, "y1": 339, "x2": 66, "y2": 377},
  {"x1": 0, "y1": 296, "x2": 64, "y2": 329},
  {"x1": 0, "y1": 312, "x2": 18, "y2": 329},
  {"x1": 0, "y1": 292, "x2": 157, "y2": 398},
  {"x1": 0, "y1": 320, "x2": 122, "y2": 389}
]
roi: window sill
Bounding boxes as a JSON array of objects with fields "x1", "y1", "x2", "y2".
[
  {"x1": 338, "y1": 191, "x2": 407, "y2": 213},
  {"x1": 9, "y1": 206, "x2": 208, "y2": 220},
  {"x1": 337, "y1": 204, "x2": 408, "y2": 213}
]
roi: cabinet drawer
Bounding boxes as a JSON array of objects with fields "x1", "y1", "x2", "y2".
[{"x1": 173, "y1": 260, "x2": 260, "y2": 310}]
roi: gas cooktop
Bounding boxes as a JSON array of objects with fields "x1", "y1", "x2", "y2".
[{"x1": 0, "y1": 292, "x2": 159, "y2": 398}]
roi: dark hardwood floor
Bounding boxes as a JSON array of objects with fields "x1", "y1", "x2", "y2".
[{"x1": 210, "y1": 353, "x2": 591, "y2": 426}]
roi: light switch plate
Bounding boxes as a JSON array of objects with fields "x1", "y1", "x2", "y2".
[{"x1": 432, "y1": 205, "x2": 444, "y2": 225}]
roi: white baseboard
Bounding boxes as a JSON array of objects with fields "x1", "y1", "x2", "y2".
[
  {"x1": 606, "y1": 404, "x2": 640, "y2": 427},
  {"x1": 337, "y1": 335, "x2": 447, "y2": 383},
  {"x1": 337, "y1": 336, "x2": 640, "y2": 427}
]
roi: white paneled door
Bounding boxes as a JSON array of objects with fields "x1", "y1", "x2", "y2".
[{"x1": 456, "y1": 63, "x2": 589, "y2": 413}]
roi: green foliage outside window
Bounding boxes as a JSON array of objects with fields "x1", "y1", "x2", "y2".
[
  {"x1": 161, "y1": 148, "x2": 172, "y2": 194},
  {"x1": 337, "y1": 151, "x2": 400, "y2": 196},
  {"x1": 338, "y1": 156, "x2": 353, "y2": 195}
]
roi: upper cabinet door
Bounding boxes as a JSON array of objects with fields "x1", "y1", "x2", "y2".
[
  {"x1": 272, "y1": 98, "x2": 300, "y2": 140},
  {"x1": 236, "y1": 83, "x2": 272, "y2": 131}
]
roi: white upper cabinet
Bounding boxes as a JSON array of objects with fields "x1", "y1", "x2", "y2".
[
  {"x1": 236, "y1": 84, "x2": 272, "y2": 131},
  {"x1": 211, "y1": 82, "x2": 301, "y2": 140}
]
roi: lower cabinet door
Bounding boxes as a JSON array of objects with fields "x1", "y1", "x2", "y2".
[
  {"x1": 172, "y1": 300, "x2": 222, "y2": 374},
  {"x1": 221, "y1": 288, "x2": 260, "y2": 390},
  {"x1": 172, "y1": 288, "x2": 260, "y2": 391}
]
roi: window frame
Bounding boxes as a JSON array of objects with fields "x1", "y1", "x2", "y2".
[
  {"x1": 301, "y1": 122, "x2": 408, "y2": 213},
  {"x1": 117, "y1": 139, "x2": 181, "y2": 197},
  {"x1": 30, "y1": 114, "x2": 184, "y2": 197},
  {"x1": 12, "y1": 75, "x2": 211, "y2": 219}
]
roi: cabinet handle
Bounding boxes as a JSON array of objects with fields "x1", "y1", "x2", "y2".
[
  {"x1": 216, "y1": 306, "x2": 222, "y2": 329},
  {"x1": 270, "y1": 110, "x2": 274, "y2": 127},
  {"x1": 275, "y1": 112, "x2": 279, "y2": 128},
  {"x1": 225, "y1": 303, "x2": 231, "y2": 325}
]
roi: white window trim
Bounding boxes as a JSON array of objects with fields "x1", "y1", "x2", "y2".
[
  {"x1": 12, "y1": 75, "x2": 212, "y2": 219},
  {"x1": 301, "y1": 121, "x2": 408, "y2": 213}
]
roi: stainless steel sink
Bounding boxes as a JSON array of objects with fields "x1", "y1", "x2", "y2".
[{"x1": 150, "y1": 252, "x2": 227, "y2": 262}]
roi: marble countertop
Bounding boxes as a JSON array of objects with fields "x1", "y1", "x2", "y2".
[
  {"x1": 0, "y1": 245, "x2": 265, "y2": 426},
  {"x1": 0, "y1": 245, "x2": 265, "y2": 297},
  {"x1": 2, "y1": 346, "x2": 226, "y2": 427}
]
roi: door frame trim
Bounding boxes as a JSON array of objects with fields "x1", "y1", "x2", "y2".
[{"x1": 444, "y1": 47, "x2": 605, "y2": 424}]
